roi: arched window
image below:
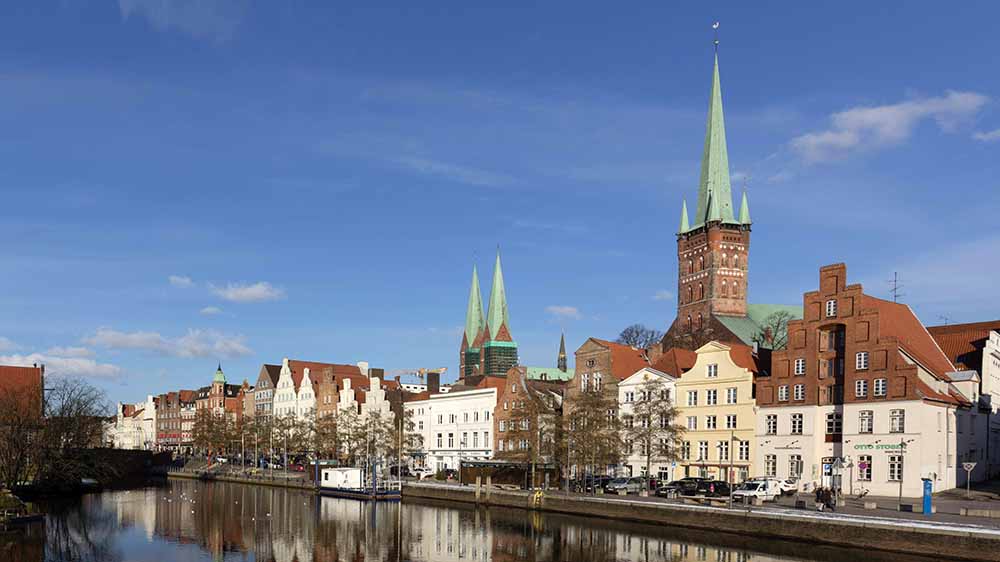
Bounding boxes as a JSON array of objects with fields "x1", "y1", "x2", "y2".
[
  {"x1": 733, "y1": 282, "x2": 740, "y2": 298},
  {"x1": 687, "y1": 259, "x2": 694, "y2": 274},
  {"x1": 722, "y1": 253, "x2": 728, "y2": 268},
  {"x1": 698, "y1": 256, "x2": 704, "y2": 271},
  {"x1": 697, "y1": 313, "x2": 703, "y2": 329},
  {"x1": 721, "y1": 280, "x2": 728, "y2": 296},
  {"x1": 733, "y1": 255, "x2": 740, "y2": 269},
  {"x1": 687, "y1": 285, "x2": 693, "y2": 303},
  {"x1": 699, "y1": 282, "x2": 705, "y2": 300},
  {"x1": 687, "y1": 315, "x2": 693, "y2": 332}
]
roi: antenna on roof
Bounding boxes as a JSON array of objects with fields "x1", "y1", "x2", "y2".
[
  {"x1": 888, "y1": 271, "x2": 905, "y2": 303},
  {"x1": 938, "y1": 314, "x2": 953, "y2": 326}
]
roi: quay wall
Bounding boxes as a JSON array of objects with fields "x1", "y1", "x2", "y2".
[
  {"x1": 167, "y1": 470, "x2": 314, "y2": 491},
  {"x1": 402, "y1": 482, "x2": 1000, "y2": 562}
]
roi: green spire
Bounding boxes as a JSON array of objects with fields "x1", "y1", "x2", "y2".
[
  {"x1": 213, "y1": 363, "x2": 225, "y2": 384},
  {"x1": 464, "y1": 265, "x2": 485, "y2": 347},
  {"x1": 693, "y1": 53, "x2": 735, "y2": 228},
  {"x1": 738, "y1": 190, "x2": 751, "y2": 224},
  {"x1": 486, "y1": 248, "x2": 510, "y2": 340},
  {"x1": 679, "y1": 199, "x2": 690, "y2": 233}
]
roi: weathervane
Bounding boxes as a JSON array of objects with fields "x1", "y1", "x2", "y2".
[{"x1": 713, "y1": 21, "x2": 720, "y2": 51}]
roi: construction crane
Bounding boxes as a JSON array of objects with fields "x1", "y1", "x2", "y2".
[{"x1": 386, "y1": 367, "x2": 447, "y2": 383}]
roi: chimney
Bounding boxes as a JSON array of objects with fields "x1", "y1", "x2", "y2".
[
  {"x1": 357, "y1": 361, "x2": 369, "y2": 376},
  {"x1": 427, "y1": 370, "x2": 441, "y2": 395}
]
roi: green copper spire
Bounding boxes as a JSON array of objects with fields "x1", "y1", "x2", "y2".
[
  {"x1": 464, "y1": 265, "x2": 485, "y2": 347},
  {"x1": 486, "y1": 248, "x2": 510, "y2": 340},
  {"x1": 692, "y1": 53, "x2": 735, "y2": 229},
  {"x1": 679, "y1": 199, "x2": 690, "y2": 233},
  {"x1": 738, "y1": 190, "x2": 751, "y2": 224},
  {"x1": 213, "y1": 363, "x2": 226, "y2": 384}
]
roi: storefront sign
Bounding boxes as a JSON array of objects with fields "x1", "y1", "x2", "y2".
[{"x1": 853, "y1": 443, "x2": 903, "y2": 451}]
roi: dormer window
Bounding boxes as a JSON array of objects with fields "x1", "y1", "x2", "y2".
[
  {"x1": 825, "y1": 299, "x2": 837, "y2": 317},
  {"x1": 707, "y1": 364, "x2": 718, "y2": 378}
]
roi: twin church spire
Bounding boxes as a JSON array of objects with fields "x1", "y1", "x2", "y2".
[
  {"x1": 679, "y1": 52, "x2": 751, "y2": 234},
  {"x1": 461, "y1": 249, "x2": 517, "y2": 379}
]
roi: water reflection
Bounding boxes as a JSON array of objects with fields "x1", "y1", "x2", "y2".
[{"x1": 6, "y1": 480, "x2": 942, "y2": 562}]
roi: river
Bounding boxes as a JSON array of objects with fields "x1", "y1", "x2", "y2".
[{"x1": 1, "y1": 478, "x2": 946, "y2": 562}]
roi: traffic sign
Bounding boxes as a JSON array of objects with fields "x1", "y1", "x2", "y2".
[
  {"x1": 963, "y1": 462, "x2": 977, "y2": 473},
  {"x1": 858, "y1": 462, "x2": 868, "y2": 470}
]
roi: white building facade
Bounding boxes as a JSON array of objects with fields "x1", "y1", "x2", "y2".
[
  {"x1": 404, "y1": 387, "x2": 496, "y2": 472},
  {"x1": 617, "y1": 367, "x2": 677, "y2": 479}
]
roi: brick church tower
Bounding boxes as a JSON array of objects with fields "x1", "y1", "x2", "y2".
[
  {"x1": 663, "y1": 50, "x2": 753, "y2": 349},
  {"x1": 459, "y1": 249, "x2": 519, "y2": 382}
]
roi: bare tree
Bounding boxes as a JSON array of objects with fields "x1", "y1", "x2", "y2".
[
  {"x1": 565, "y1": 388, "x2": 622, "y2": 487},
  {"x1": 616, "y1": 324, "x2": 664, "y2": 349},
  {"x1": 752, "y1": 310, "x2": 794, "y2": 350},
  {"x1": 622, "y1": 376, "x2": 684, "y2": 490}
]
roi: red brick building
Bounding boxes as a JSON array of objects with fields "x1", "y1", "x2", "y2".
[{"x1": 0, "y1": 363, "x2": 45, "y2": 417}]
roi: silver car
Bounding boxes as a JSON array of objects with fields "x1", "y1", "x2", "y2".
[{"x1": 606, "y1": 476, "x2": 645, "y2": 494}]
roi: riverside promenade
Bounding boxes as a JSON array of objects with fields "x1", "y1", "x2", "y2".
[{"x1": 402, "y1": 481, "x2": 1000, "y2": 562}]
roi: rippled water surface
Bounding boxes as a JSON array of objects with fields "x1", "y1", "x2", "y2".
[{"x1": 1, "y1": 479, "x2": 944, "y2": 562}]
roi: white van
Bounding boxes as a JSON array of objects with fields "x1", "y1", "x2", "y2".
[{"x1": 732, "y1": 480, "x2": 781, "y2": 502}]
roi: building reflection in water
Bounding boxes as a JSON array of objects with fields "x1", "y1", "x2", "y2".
[{"x1": 20, "y1": 480, "x2": 941, "y2": 562}]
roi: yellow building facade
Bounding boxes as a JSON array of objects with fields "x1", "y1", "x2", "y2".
[{"x1": 674, "y1": 341, "x2": 758, "y2": 483}]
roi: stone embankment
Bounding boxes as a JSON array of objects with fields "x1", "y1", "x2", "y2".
[
  {"x1": 402, "y1": 481, "x2": 1000, "y2": 562},
  {"x1": 167, "y1": 469, "x2": 315, "y2": 491}
]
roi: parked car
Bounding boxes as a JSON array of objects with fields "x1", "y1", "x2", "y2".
[
  {"x1": 655, "y1": 478, "x2": 705, "y2": 497},
  {"x1": 777, "y1": 478, "x2": 799, "y2": 495},
  {"x1": 605, "y1": 477, "x2": 645, "y2": 494},
  {"x1": 732, "y1": 480, "x2": 780, "y2": 502},
  {"x1": 747, "y1": 477, "x2": 790, "y2": 496},
  {"x1": 412, "y1": 467, "x2": 434, "y2": 480},
  {"x1": 583, "y1": 475, "x2": 613, "y2": 493},
  {"x1": 693, "y1": 480, "x2": 730, "y2": 497},
  {"x1": 214, "y1": 456, "x2": 228, "y2": 464}
]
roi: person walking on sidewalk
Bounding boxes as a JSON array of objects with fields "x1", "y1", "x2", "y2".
[
  {"x1": 815, "y1": 486, "x2": 825, "y2": 511},
  {"x1": 823, "y1": 487, "x2": 836, "y2": 512}
]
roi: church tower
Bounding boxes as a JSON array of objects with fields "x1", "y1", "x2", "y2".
[
  {"x1": 481, "y1": 249, "x2": 518, "y2": 377},
  {"x1": 459, "y1": 265, "x2": 486, "y2": 379},
  {"x1": 557, "y1": 332, "x2": 568, "y2": 372},
  {"x1": 672, "y1": 50, "x2": 752, "y2": 337}
]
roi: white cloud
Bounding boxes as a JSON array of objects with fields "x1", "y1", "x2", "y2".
[
  {"x1": 973, "y1": 129, "x2": 1000, "y2": 142},
  {"x1": 118, "y1": 0, "x2": 245, "y2": 42},
  {"x1": 210, "y1": 281, "x2": 285, "y2": 303},
  {"x1": 0, "y1": 352, "x2": 121, "y2": 379},
  {"x1": 0, "y1": 337, "x2": 18, "y2": 352},
  {"x1": 791, "y1": 91, "x2": 989, "y2": 163},
  {"x1": 44, "y1": 346, "x2": 95, "y2": 358},
  {"x1": 652, "y1": 290, "x2": 674, "y2": 301},
  {"x1": 200, "y1": 306, "x2": 223, "y2": 315},
  {"x1": 168, "y1": 274, "x2": 194, "y2": 288},
  {"x1": 84, "y1": 327, "x2": 252, "y2": 359},
  {"x1": 395, "y1": 156, "x2": 516, "y2": 188},
  {"x1": 545, "y1": 305, "x2": 582, "y2": 320}
]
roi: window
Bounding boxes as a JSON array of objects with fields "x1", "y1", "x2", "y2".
[
  {"x1": 624, "y1": 415, "x2": 634, "y2": 429},
  {"x1": 859, "y1": 410, "x2": 873, "y2": 434},
  {"x1": 681, "y1": 442, "x2": 691, "y2": 460},
  {"x1": 718, "y1": 441, "x2": 729, "y2": 461},
  {"x1": 794, "y1": 358, "x2": 806, "y2": 376},
  {"x1": 581, "y1": 373, "x2": 589, "y2": 391},
  {"x1": 855, "y1": 379, "x2": 868, "y2": 398},
  {"x1": 705, "y1": 415, "x2": 717, "y2": 430},
  {"x1": 484, "y1": 431, "x2": 489, "y2": 447},
  {"x1": 765, "y1": 414, "x2": 777, "y2": 435},
  {"x1": 890, "y1": 409, "x2": 905, "y2": 433},
  {"x1": 725, "y1": 414, "x2": 737, "y2": 429},
  {"x1": 825, "y1": 299, "x2": 837, "y2": 317},
  {"x1": 738, "y1": 440, "x2": 750, "y2": 461},
  {"x1": 698, "y1": 441, "x2": 709, "y2": 461},
  {"x1": 461, "y1": 432, "x2": 468, "y2": 448},
  {"x1": 765, "y1": 455, "x2": 777, "y2": 477},
  {"x1": 856, "y1": 351, "x2": 869, "y2": 370},
  {"x1": 498, "y1": 440, "x2": 505, "y2": 452},
  {"x1": 484, "y1": 411, "x2": 490, "y2": 421},
  {"x1": 778, "y1": 385, "x2": 789, "y2": 401},
  {"x1": 687, "y1": 391, "x2": 698, "y2": 407},
  {"x1": 436, "y1": 433, "x2": 443, "y2": 448},
  {"x1": 726, "y1": 387, "x2": 737, "y2": 404},
  {"x1": 793, "y1": 384, "x2": 804, "y2": 401},
  {"x1": 706, "y1": 389, "x2": 718, "y2": 405},
  {"x1": 499, "y1": 420, "x2": 506, "y2": 432},
  {"x1": 707, "y1": 364, "x2": 718, "y2": 378},
  {"x1": 463, "y1": 412, "x2": 469, "y2": 422},
  {"x1": 625, "y1": 391, "x2": 634, "y2": 403},
  {"x1": 858, "y1": 455, "x2": 872, "y2": 481},
  {"x1": 791, "y1": 413, "x2": 803, "y2": 435},
  {"x1": 874, "y1": 378, "x2": 887, "y2": 397},
  {"x1": 449, "y1": 414, "x2": 455, "y2": 423},
  {"x1": 826, "y1": 413, "x2": 842, "y2": 434},
  {"x1": 687, "y1": 416, "x2": 697, "y2": 430},
  {"x1": 789, "y1": 455, "x2": 803, "y2": 478},
  {"x1": 889, "y1": 455, "x2": 903, "y2": 481},
  {"x1": 593, "y1": 373, "x2": 603, "y2": 391},
  {"x1": 448, "y1": 433, "x2": 454, "y2": 448}
]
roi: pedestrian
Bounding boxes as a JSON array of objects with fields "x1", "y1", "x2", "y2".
[
  {"x1": 815, "y1": 486, "x2": 825, "y2": 511},
  {"x1": 825, "y1": 487, "x2": 836, "y2": 512}
]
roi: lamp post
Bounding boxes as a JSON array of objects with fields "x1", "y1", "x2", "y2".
[{"x1": 897, "y1": 437, "x2": 915, "y2": 510}]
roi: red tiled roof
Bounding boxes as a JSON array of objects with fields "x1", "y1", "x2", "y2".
[
  {"x1": 260, "y1": 364, "x2": 281, "y2": 386},
  {"x1": 591, "y1": 338, "x2": 650, "y2": 380},
  {"x1": 927, "y1": 320, "x2": 1000, "y2": 372},
  {"x1": 178, "y1": 389, "x2": 196, "y2": 403},
  {"x1": 727, "y1": 344, "x2": 759, "y2": 372},
  {"x1": 860, "y1": 296, "x2": 955, "y2": 379},
  {"x1": 475, "y1": 376, "x2": 507, "y2": 391},
  {"x1": 403, "y1": 391, "x2": 431, "y2": 402},
  {"x1": 651, "y1": 348, "x2": 697, "y2": 377},
  {"x1": 288, "y1": 360, "x2": 364, "y2": 392}
]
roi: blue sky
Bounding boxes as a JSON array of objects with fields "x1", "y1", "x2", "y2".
[{"x1": 2, "y1": 2, "x2": 999, "y2": 405}]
